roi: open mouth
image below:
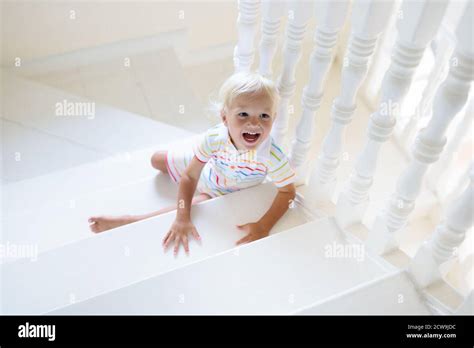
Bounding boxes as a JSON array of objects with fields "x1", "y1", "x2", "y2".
[{"x1": 241, "y1": 131, "x2": 261, "y2": 144}]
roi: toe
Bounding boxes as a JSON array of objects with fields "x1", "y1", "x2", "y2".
[{"x1": 89, "y1": 220, "x2": 101, "y2": 233}]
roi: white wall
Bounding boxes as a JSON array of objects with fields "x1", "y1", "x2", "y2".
[{"x1": 0, "y1": 0, "x2": 238, "y2": 66}]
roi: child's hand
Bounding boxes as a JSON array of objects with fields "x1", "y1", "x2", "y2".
[
  {"x1": 163, "y1": 218, "x2": 201, "y2": 256},
  {"x1": 235, "y1": 222, "x2": 269, "y2": 245}
]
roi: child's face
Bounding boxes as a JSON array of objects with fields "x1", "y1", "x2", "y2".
[{"x1": 221, "y1": 92, "x2": 275, "y2": 151}]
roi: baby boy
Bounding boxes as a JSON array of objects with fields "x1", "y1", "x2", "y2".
[{"x1": 89, "y1": 72, "x2": 296, "y2": 255}]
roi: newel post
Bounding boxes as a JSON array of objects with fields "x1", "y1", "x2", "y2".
[
  {"x1": 335, "y1": 0, "x2": 448, "y2": 229},
  {"x1": 367, "y1": 1, "x2": 474, "y2": 254},
  {"x1": 408, "y1": 164, "x2": 473, "y2": 289},
  {"x1": 234, "y1": 0, "x2": 260, "y2": 73},
  {"x1": 288, "y1": 0, "x2": 350, "y2": 183},
  {"x1": 307, "y1": 0, "x2": 396, "y2": 202}
]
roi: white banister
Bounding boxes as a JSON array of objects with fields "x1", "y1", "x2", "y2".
[
  {"x1": 395, "y1": 28, "x2": 454, "y2": 154},
  {"x1": 287, "y1": 0, "x2": 350, "y2": 181},
  {"x1": 234, "y1": 0, "x2": 260, "y2": 73},
  {"x1": 270, "y1": 0, "x2": 316, "y2": 148},
  {"x1": 308, "y1": 0, "x2": 396, "y2": 202},
  {"x1": 441, "y1": 161, "x2": 471, "y2": 212},
  {"x1": 395, "y1": 2, "x2": 468, "y2": 153},
  {"x1": 258, "y1": 0, "x2": 285, "y2": 78},
  {"x1": 426, "y1": 95, "x2": 473, "y2": 196},
  {"x1": 408, "y1": 164, "x2": 473, "y2": 288},
  {"x1": 367, "y1": 1, "x2": 474, "y2": 254},
  {"x1": 335, "y1": 0, "x2": 448, "y2": 229}
]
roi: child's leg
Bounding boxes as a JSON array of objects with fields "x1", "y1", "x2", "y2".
[{"x1": 88, "y1": 193, "x2": 212, "y2": 233}]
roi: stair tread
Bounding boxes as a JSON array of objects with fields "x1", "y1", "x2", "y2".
[
  {"x1": 1, "y1": 183, "x2": 310, "y2": 314},
  {"x1": 3, "y1": 141, "x2": 190, "y2": 214},
  {"x1": 3, "y1": 135, "x2": 201, "y2": 259},
  {"x1": 2, "y1": 69, "x2": 197, "y2": 183},
  {"x1": 47, "y1": 217, "x2": 388, "y2": 315},
  {"x1": 2, "y1": 172, "x2": 181, "y2": 261},
  {"x1": 297, "y1": 270, "x2": 431, "y2": 315},
  {"x1": 1, "y1": 119, "x2": 108, "y2": 183}
]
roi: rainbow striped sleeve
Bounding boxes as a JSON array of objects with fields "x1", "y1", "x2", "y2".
[
  {"x1": 266, "y1": 141, "x2": 296, "y2": 188},
  {"x1": 193, "y1": 125, "x2": 221, "y2": 163}
]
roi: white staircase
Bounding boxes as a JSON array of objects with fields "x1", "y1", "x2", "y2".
[
  {"x1": 1, "y1": 0, "x2": 472, "y2": 317},
  {"x1": 0, "y1": 74, "x2": 467, "y2": 315},
  {"x1": 1, "y1": 71, "x2": 196, "y2": 183},
  {"x1": 2, "y1": 181, "x2": 310, "y2": 314},
  {"x1": 1, "y1": 67, "x2": 313, "y2": 314},
  {"x1": 49, "y1": 218, "x2": 391, "y2": 315},
  {"x1": 1, "y1": 70, "x2": 200, "y2": 260},
  {"x1": 296, "y1": 271, "x2": 432, "y2": 315}
]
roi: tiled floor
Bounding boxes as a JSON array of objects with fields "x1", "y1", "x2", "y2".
[{"x1": 29, "y1": 48, "x2": 215, "y2": 134}]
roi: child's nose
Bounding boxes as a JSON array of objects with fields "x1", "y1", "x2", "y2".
[{"x1": 248, "y1": 115, "x2": 260, "y2": 125}]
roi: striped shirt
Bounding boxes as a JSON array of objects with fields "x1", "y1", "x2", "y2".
[{"x1": 193, "y1": 123, "x2": 296, "y2": 196}]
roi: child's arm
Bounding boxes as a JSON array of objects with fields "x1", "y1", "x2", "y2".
[
  {"x1": 163, "y1": 156, "x2": 206, "y2": 255},
  {"x1": 236, "y1": 183, "x2": 296, "y2": 245}
]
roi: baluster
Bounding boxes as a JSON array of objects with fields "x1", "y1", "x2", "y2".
[
  {"x1": 288, "y1": 0, "x2": 350, "y2": 183},
  {"x1": 234, "y1": 0, "x2": 260, "y2": 73},
  {"x1": 335, "y1": 0, "x2": 448, "y2": 229},
  {"x1": 270, "y1": 0, "x2": 315, "y2": 148},
  {"x1": 396, "y1": 28, "x2": 454, "y2": 154},
  {"x1": 408, "y1": 164, "x2": 473, "y2": 288},
  {"x1": 442, "y1": 161, "x2": 471, "y2": 211},
  {"x1": 258, "y1": 0, "x2": 285, "y2": 78},
  {"x1": 367, "y1": 1, "x2": 474, "y2": 254},
  {"x1": 426, "y1": 95, "x2": 473, "y2": 196},
  {"x1": 307, "y1": 0, "x2": 396, "y2": 202}
]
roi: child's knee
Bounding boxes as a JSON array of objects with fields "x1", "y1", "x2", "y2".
[{"x1": 151, "y1": 151, "x2": 167, "y2": 172}]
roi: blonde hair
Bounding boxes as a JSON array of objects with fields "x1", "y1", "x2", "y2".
[{"x1": 208, "y1": 72, "x2": 279, "y2": 119}]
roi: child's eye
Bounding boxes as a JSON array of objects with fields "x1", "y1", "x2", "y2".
[
  {"x1": 238, "y1": 112, "x2": 248, "y2": 117},
  {"x1": 260, "y1": 114, "x2": 270, "y2": 119}
]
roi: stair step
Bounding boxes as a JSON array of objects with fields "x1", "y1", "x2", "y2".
[
  {"x1": 3, "y1": 140, "x2": 192, "y2": 215},
  {"x1": 2, "y1": 69, "x2": 196, "y2": 182},
  {"x1": 296, "y1": 270, "x2": 431, "y2": 315},
  {"x1": 3, "y1": 128, "x2": 199, "y2": 260},
  {"x1": 47, "y1": 217, "x2": 388, "y2": 315},
  {"x1": 2, "y1": 172, "x2": 180, "y2": 262},
  {"x1": 1, "y1": 118, "x2": 106, "y2": 183},
  {"x1": 1, "y1": 183, "x2": 311, "y2": 314}
]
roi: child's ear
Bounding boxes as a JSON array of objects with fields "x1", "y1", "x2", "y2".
[{"x1": 221, "y1": 109, "x2": 228, "y2": 126}]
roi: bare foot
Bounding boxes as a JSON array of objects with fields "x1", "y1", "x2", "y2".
[{"x1": 88, "y1": 215, "x2": 136, "y2": 233}]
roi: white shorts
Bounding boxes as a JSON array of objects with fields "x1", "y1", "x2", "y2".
[{"x1": 165, "y1": 137, "x2": 216, "y2": 197}]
